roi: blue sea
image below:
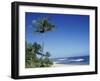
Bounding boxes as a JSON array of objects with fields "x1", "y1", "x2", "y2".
[{"x1": 51, "y1": 56, "x2": 89, "y2": 65}]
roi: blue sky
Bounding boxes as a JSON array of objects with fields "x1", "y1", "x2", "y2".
[{"x1": 25, "y1": 12, "x2": 89, "y2": 58}]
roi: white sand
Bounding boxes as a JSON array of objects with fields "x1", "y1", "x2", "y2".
[
  {"x1": 52, "y1": 62, "x2": 88, "y2": 67},
  {"x1": 52, "y1": 63, "x2": 74, "y2": 67}
]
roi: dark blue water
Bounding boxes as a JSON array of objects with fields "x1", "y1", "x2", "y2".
[{"x1": 51, "y1": 56, "x2": 89, "y2": 65}]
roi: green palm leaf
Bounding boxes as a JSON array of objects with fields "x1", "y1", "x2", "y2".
[{"x1": 32, "y1": 17, "x2": 55, "y2": 33}]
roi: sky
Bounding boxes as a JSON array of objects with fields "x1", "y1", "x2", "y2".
[{"x1": 25, "y1": 12, "x2": 89, "y2": 58}]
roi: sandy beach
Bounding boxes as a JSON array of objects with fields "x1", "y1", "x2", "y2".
[
  {"x1": 52, "y1": 64, "x2": 72, "y2": 67},
  {"x1": 52, "y1": 62, "x2": 88, "y2": 67}
]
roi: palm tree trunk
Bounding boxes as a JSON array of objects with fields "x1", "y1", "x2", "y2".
[{"x1": 42, "y1": 42, "x2": 44, "y2": 54}]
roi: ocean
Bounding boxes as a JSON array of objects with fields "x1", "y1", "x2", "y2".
[{"x1": 51, "y1": 56, "x2": 89, "y2": 65}]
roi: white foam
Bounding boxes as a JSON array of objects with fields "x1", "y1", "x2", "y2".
[
  {"x1": 70, "y1": 59, "x2": 84, "y2": 62},
  {"x1": 58, "y1": 58, "x2": 67, "y2": 61}
]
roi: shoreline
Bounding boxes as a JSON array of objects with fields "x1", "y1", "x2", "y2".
[{"x1": 52, "y1": 62, "x2": 89, "y2": 67}]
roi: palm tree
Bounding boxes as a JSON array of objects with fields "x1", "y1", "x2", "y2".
[
  {"x1": 32, "y1": 17, "x2": 55, "y2": 56},
  {"x1": 32, "y1": 17, "x2": 55, "y2": 33},
  {"x1": 30, "y1": 17, "x2": 55, "y2": 67}
]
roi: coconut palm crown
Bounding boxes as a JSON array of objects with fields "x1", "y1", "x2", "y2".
[{"x1": 32, "y1": 17, "x2": 55, "y2": 33}]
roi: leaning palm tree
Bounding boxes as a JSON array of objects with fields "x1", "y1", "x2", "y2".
[{"x1": 32, "y1": 17, "x2": 55, "y2": 56}]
